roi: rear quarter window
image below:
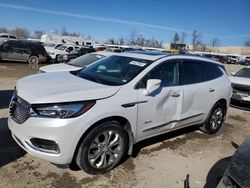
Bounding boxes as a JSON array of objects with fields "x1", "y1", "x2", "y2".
[
  {"x1": 30, "y1": 43, "x2": 46, "y2": 54},
  {"x1": 180, "y1": 60, "x2": 223, "y2": 85},
  {"x1": 202, "y1": 62, "x2": 224, "y2": 81}
]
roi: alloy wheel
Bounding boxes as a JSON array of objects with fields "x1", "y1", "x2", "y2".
[
  {"x1": 209, "y1": 107, "x2": 223, "y2": 131},
  {"x1": 87, "y1": 130, "x2": 123, "y2": 169}
]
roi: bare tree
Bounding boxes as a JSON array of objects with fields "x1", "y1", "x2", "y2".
[
  {"x1": 192, "y1": 30, "x2": 201, "y2": 51},
  {"x1": 118, "y1": 37, "x2": 125, "y2": 45},
  {"x1": 34, "y1": 30, "x2": 44, "y2": 39},
  {"x1": 180, "y1": 32, "x2": 186, "y2": 44},
  {"x1": 54, "y1": 29, "x2": 59, "y2": 35},
  {"x1": 172, "y1": 32, "x2": 180, "y2": 43},
  {"x1": 11, "y1": 27, "x2": 30, "y2": 39},
  {"x1": 0, "y1": 27, "x2": 8, "y2": 33},
  {"x1": 245, "y1": 39, "x2": 250, "y2": 46},
  {"x1": 86, "y1": 35, "x2": 92, "y2": 40},
  {"x1": 136, "y1": 34, "x2": 146, "y2": 46},
  {"x1": 128, "y1": 30, "x2": 138, "y2": 45},
  {"x1": 209, "y1": 37, "x2": 219, "y2": 52},
  {"x1": 106, "y1": 38, "x2": 117, "y2": 45},
  {"x1": 61, "y1": 26, "x2": 68, "y2": 36}
]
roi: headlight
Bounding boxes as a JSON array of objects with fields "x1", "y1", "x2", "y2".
[
  {"x1": 32, "y1": 101, "x2": 95, "y2": 118},
  {"x1": 49, "y1": 52, "x2": 55, "y2": 55}
]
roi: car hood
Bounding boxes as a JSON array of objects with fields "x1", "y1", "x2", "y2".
[
  {"x1": 44, "y1": 46, "x2": 55, "y2": 51},
  {"x1": 16, "y1": 72, "x2": 121, "y2": 104},
  {"x1": 39, "y1": 63, "x2": 81, "y2": 73},
  {"x1": 229, "y1": 76, "x2": 250, "y2": 86},
  {"x1": 47, "y1": 48, "x2": 67, "y2": 54}
]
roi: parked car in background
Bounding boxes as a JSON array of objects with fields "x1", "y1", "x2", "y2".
[
  {"x1": 230, "y1": 66, "x2": 250, "y2": 104},
  {"x1": 105, "y1": 47, "x2": 124, "y2": 53},
  {"x1": 43, "y1": 43, "x2": 63, "y2": 52},
  {"x1": 246, "y1": 56, "x2": 250, "y2": 65},
  {"x1": 38, "y1": 51, "x2": 114, "y2": 73},
  {"x1": 227, "y1": 55, "x2": 239, "y2": 64},
  {"x1": 46, "y1": 44, "x2": 81, "y2": 61},
  {"x1": 57, "y1": 46, "x2": 96, "y2": 63},
  {"x1": 9, "y1": 52, "x2": 231, "y2": 174},
  {"x1": 238, "y1": 56, "x2": 250, "y2": 66},
  {"x1": 0, "y1": 40, "x2": 48, "y2": 64},
  {"x1": 214, "y1": 55, "x2": 228, "y2": 64},
  {"x1": 0, "y1": 33, "x2": 17, "y2": 44}
]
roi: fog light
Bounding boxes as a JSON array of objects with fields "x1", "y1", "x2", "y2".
[{"x1": 29, "y1": 138, "x2": 60, "y2": 154}]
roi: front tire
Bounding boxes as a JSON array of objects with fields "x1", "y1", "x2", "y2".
[
  {"x1": 200, "y1": 103, "x2": 226, "y2": 134},
  {"x1": 76, "y1": 121, "x2": 128, "y2": 174}
]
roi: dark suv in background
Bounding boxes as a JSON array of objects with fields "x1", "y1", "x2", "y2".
[
  {"x1": 57, "y1": 46, "x2": 96, "y2": 63},
  {"x1": 0, "y1": 40, "x2": 48, "y2": 64}
]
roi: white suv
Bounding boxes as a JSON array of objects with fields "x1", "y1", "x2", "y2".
[
  {"x1": 8, "y1": 52, "x2": 232, "y2": 174},
  {"x1": 47, "y1": 45, "x2": 80, "y2": 60}
]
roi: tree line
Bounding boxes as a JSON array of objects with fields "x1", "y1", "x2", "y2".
[
  {"x1": 1, "y1": 26, "x2": 249, "y2": 51},
  {"x1": 0, "y1": 26, "x2": 83, "y2": 39}
]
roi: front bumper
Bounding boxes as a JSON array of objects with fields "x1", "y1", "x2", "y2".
[
  {"x1": 8, "y1": 116, "x2": 87, "y2": 164},
  {"x1": 231, "y1": 93, "x2": 250, "y2": 103}
]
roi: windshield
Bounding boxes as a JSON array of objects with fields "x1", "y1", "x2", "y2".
[
  {"x1": 57, "y1": 45, "x2": 67, "y2": 51},
  {"x1": 235, "y1": 68, "x2": 250, "y2": 79},
  {"x1": 68, "y1": 53, "x2": 105, "y2": 67},
  {"x1": 78, "y1": 55, "x2": 152, "y2": 86}
]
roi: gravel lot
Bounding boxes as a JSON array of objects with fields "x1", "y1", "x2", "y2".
[{"x1": 0, "y1": 62, "x2": 249, "y2": 188}]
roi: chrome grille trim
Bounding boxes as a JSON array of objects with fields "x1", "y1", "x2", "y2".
[{"x1": 10, "y1": 95, "x2": 30, "y2": 124}]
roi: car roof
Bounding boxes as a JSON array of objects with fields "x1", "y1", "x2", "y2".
[
  {"x1": 114, "y1": 51, "x2": 169, "y2": 61},
  {"x1": 93, "y1": 51, "x2": 116, "y2": 56},
  {"x1": 168, "y1": 54, "x2": 224, "y2": 66}
]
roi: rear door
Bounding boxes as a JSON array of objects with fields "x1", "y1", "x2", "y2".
[
  {"x1": 178, "y1": 59, "x2": 223, "y2": 127},
  {"x1": 18, "y1": 41, "x2": 31, "y2": 61},
  {"x1": 136, "y1": 59, "x2": 184, "y2": 140}
]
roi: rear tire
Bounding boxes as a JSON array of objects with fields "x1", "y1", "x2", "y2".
[
  {"x1": 28, "y1": 55, "x2": 39, "y2": 64},
  {"x1": 200, "y1": 102, "x2": 226, "y2": 134},
  {"x1": 76, "y1": 121, "x2": 128, "y2": 174}
]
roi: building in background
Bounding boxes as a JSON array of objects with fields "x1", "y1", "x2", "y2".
[{"x1": 40, "y1": 34, "x2": 95, "y2": 46}]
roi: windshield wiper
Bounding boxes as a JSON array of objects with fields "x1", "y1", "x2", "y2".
[{"x1": 81, "y1": 74, "x2": 102, "y2": 84}]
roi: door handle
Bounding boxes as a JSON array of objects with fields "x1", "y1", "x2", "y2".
[
  {"x1": 170, "y1": 91, "x2": 181, "y2": 97},
  {"x1": 209, "y1": 88, "x2": 215, "y2": 92}
]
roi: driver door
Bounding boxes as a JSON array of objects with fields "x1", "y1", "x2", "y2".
[{"x1": 136, "y1": 60, "x2": 183, "y2": 140}]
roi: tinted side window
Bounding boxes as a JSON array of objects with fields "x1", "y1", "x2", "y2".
[
  {"x1": 18, "y1": 42, "x2": 30, "y2": 49},
  {"x1": 139, "y1": 61, "x2": 179, "y2": 88},
  {"x1": 180, "y1": 60, "x2": 203, "y2": 85},
  {"x1": 180, "y1": 60, "x2": 223, "y2": 85},
  {"x1": 3, "y1": 41, "x2": 18, "y2": 48},
  {"x1": 202, "y1": 62, "x2": 223, "y2": 81},
  {"x1": 67, "y1": 47, "x2": 73, "y2": 52},
  {"x1": 0, "y1": 35, "x2": 8, "y2": 38},
  {"x1": 30, "y1": 43, "x2": 45, "y2": 53}
]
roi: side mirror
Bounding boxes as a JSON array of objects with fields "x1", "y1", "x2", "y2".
[
  {"x1": 231, "y1": 72, "x2": 235, "y2": 76},
  {"x1": 144, "y1": 79, "x2": 161, "y2": 95}
]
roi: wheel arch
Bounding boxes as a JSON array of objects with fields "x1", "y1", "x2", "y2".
[
  {"x1": 216, "y1": 98, "x2": 227, "y2": 111},
  {"x1": 71, "y1": 116, "x2": 135, "y2": 165}
]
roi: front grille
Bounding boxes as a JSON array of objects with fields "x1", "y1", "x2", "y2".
[
  {"x1": 232, "y1": 83, "x2": 250, "y2": 95},
  {"x1": 10, "y1": 95, "x2": 30, "y2": 124}
]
